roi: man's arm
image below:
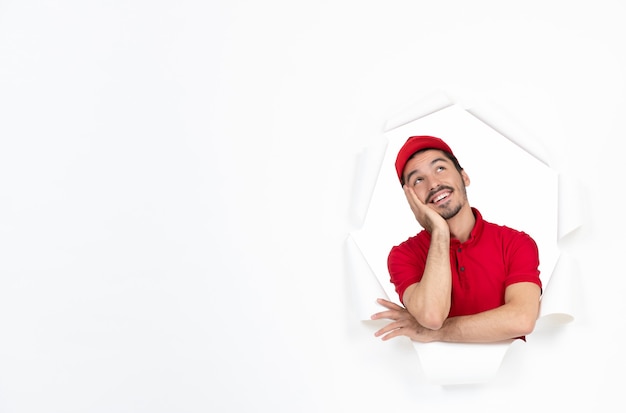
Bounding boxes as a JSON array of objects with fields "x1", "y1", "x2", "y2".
[
  {"x1": 372, "y1": 282, "x2": 541, "y2": 343},
  {"x1": 401, "y1": 228, "x2": 451, "y2": 330},
  {"x1": 400, "y1": 185, "x2": 452, "y2": 330}
]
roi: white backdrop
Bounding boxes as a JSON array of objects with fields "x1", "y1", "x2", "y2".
[{"x1": 0, "y1": 1, "x2": 624, "y2": 412}]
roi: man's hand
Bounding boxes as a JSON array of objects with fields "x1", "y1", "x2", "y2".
[
  {"x1": 371, "y1": 298, "x2": 436, "y2": 343},
  {"x1": 403, "y1": 185, "x2": 448, "y2": 234}
]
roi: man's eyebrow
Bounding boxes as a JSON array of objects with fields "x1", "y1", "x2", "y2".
[{"x1": 404, "y1": 157, "x2": 449, "y2": 183}]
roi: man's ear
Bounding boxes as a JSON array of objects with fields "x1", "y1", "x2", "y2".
[{"x1": 461, "y1": 170, "x2": 470, "y2": 187}]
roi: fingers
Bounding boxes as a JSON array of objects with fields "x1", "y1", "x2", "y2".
[
  {"x1": 375, "y1": 298, "x2": 404, "y2": 311},
  {"x1": 371, "y1": 298, "x2": 421, "y2": 341},
  {"x1": 403, "y1": 185, "x2": 424, "y2": 211},
  {"x1": 370, "y1": 310, "x2": 399, "y2": 321},
  {"x1": 374, "y1": 319, "x2": 414, "y2": 341},
  {"x1": 370, "y1": 298, "x2": 408, "y2": 320},
  {"x1": 403, "y1": 185, "x2": 433, "y2": 231},
  {"x1": 377, "y1": 328, "x2": 404, "y2": 341},
  {"x1": 403, "y1": 184, "x2": 419, "y2": 200},
  {"x1": 374, "y1": 321, "x2": 401, "y2": 339},
  {"x1": 370, "y1": 299, "x2": 407, "y2": 320}
]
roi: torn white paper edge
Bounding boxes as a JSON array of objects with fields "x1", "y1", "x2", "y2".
[
  {"x1": 348, "y1": 96, "x2": 580, "y2": 385},
  {"x1": 412, "y1": 339, "x2": 516, "y2": 386},
  {"x1": 345, "y1": 234, "x2": 390, "y2": 320},
  {"x1": 537, "y1": 251, "x2": 578, "y2": 328}
]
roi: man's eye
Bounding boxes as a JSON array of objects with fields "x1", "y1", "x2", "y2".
[{"x1": 413, "y1": 178, "x2": 422, "y2": 186}]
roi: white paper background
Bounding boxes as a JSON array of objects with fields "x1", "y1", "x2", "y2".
[{"x1": 0, "y1": 1, "x2": 623, "y2": 412}]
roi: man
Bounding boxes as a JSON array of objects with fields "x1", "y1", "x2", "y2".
[{"x1": 371, "y1": 135, "x2": 542, "y2": 343}]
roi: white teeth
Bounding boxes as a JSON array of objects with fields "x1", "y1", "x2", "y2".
[{"x1": 434, "y1": 193, "x2": 449, "y2": 202}]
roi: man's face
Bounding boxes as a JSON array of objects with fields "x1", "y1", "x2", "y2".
[{"x1": 402, "y1": 149, "x2": 470, "y2": 220}]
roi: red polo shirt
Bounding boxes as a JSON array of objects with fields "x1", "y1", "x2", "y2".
[{"x1": 387, "y1": 208, "x2": 541, "y2": 317}]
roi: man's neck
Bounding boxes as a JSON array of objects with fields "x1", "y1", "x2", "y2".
[{"x1": 447, "y1": 206, "x2": 476, "y2": 243}]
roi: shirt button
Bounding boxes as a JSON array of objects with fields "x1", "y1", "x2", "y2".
[
  {"x1": 457, "y1": 248, "x2": 462, "y2": 253},
  {"x1": 460, "y1": 266, "x2": 465, "y2": 271}
]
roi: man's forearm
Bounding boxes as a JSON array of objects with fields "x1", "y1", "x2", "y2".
[
  {"x1": 403, "y1": 229, "x2": 451, "y2": 330},
  {"x1": 425, "y1": 304, "x2": 537, "y2": 343}
]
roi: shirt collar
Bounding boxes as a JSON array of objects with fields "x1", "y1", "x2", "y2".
[{"x1": 450, "y1": 207, "x2": 483, "y2": 246}]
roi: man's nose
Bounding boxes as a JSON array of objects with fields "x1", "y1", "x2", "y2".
[{"x1": 426, "y1": 176, "x2": 441, "y2": 191}]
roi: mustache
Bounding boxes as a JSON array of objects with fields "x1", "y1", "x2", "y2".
[{"x1": 426, "y1": 185, "x2": 454, "y2": 203}]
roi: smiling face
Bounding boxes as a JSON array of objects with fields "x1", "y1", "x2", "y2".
[{"x1": 403, "y1": 149, "x2": 471, "y2": 220}]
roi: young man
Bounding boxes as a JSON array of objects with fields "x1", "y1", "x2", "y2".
[{"x1": 371, "y1": 135, "x2": 542, "y2": 343}]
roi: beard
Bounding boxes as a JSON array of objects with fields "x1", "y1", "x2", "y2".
[
  {"x1": 430, "y1": 184, "x2": 467, "y2": 220},
  {"x1": 440, "y1": 202, "x2": 463, "y2": 220}
]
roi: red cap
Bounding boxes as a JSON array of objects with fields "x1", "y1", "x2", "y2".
[{"x1": 395, "y1": 135, "x2": 454, "y2": 183}]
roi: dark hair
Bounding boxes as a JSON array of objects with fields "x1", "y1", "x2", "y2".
[{"x1": 400, "y1": 149, "x2": 463, "y2": 186}]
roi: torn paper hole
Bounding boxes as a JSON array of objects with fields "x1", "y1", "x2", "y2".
[{"x1": 348, "y1": 102, "x2": 580, "y2": 385}]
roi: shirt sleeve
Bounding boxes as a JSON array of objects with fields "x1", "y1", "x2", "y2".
[
  {"x1": 504, "y1": 230, "x2": 542, "y2": 291},
  {"x1": 387, "y1": 238, "x2": 428, "y2": 304}
]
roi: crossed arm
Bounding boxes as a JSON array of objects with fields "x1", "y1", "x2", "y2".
[{"x1": 371, "y1": 282, "x2": 541, "y2": 343}]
